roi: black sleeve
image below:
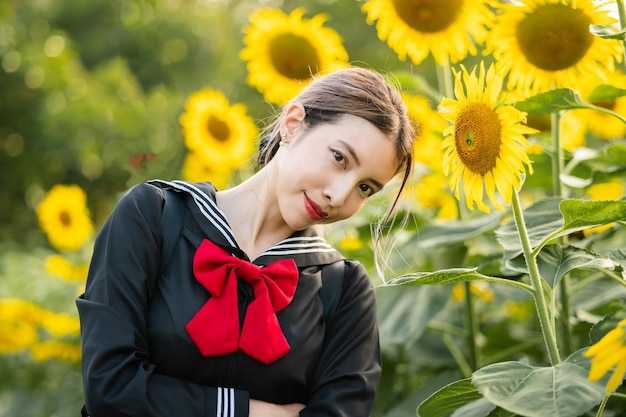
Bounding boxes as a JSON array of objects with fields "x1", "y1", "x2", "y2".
[
  {"x1": 302, "y1": 261, "x2": 382, "y2": 417},
  {"x1": 76, "y1": 183, "x2": 249, "y2": 417}
]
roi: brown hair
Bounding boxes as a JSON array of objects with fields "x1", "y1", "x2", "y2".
[{"x1": 258, "y1": 67, "x2": 415, "y2": 270}]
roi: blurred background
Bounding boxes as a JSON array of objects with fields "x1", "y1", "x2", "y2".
[{"x1": 2, "y1": 0, "x2": 626, "y2": 416}]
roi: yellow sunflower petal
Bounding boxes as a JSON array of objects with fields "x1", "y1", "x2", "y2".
[
  {"x1": 361, "y1": 0, "x2": 493, "y2": 65},
  {"x1": 605, "y1": 358, "x2": 626, "y2": 393}
]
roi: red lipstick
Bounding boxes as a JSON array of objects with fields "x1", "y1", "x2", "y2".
[{"x1": 304, "y1": 194, "x2": 328, "y2": 221}]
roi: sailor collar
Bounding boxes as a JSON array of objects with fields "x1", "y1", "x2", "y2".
[{"x1": 148, "y1": 179, "x2": 344, "y2": 268}]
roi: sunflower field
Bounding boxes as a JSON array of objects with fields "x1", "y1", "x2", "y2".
[{"x1": 2, "y1": 0, "x2": 626, "y2": 416}]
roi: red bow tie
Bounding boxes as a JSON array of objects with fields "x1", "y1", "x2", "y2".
[{"x1": 186, "y1": 239, "x2": 298, "y2": 364}]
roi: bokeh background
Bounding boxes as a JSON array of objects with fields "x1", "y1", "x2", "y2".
[{"x1": 2, "y1": 0, "x2": 626, "y2": 416}]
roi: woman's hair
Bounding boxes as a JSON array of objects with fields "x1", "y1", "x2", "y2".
[{"x1": 258, "y1": 67, "x2": 416, "y2": 275}]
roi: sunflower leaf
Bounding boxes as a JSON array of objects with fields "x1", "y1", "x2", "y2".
[
  {"x1": 587, "y1": 84, "x2": 626, "y2": 102},
  {"x1": 386, "y1": 268, "x2": 533, "y2": 293},
  {"x1": 497, "y1": 198, "x2": 626, "y2": 261},
  {"x1": 589, "y1": 311, "x2": 626, "y2": 344},
  {"x1": 506, "y1": 244, "x2": 619, "y2": 288},
  {"x1": 514, "y1": 88, "x2": 590, "y2": 114},
  {"x1": 496, "y1": 198, "x2": 564, "y2": 260},
  {"x1": 417, "y1": 378, "x2": 483, "y2": 417},
  {"x1": 590, "y1": 24, "x2": 626, "y2": 40},
  {"x1": 560, "y1": 199, "x2": 626, "y2": 231},
  {"x1": 472, "y1": 349, "x2": 608, "y2": 417}
]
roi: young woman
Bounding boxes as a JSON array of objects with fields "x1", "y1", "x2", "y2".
[{"x1": 77, "y1": 67, "x2": 414, "y2": 417}]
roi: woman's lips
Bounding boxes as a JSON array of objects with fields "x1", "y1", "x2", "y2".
[{"x1": 304, "y1": 194, "x2": 328, "y2": 221}]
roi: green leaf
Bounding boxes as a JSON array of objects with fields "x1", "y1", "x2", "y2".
[
  {"x1": 417, "y1": 378, "x2": 483, "y2": 417},
  {"x1": 587, "y1": 84, "x2": 626, "y2": 102},
  {"x1": 590, "y1": 24, "x2": 626, "y2": 40},
  {"x1": 560, "y1": 199, "x2": 626, "y2": 231},
  {"x1": 515, "y1": 88, "x2": 590, "y2": 115},
  {"x1": 388, "y1": 268, "x2": 494, "y2": 286},
  {"x1": 497, "y1": 198, "x2": 626, "y2": 261},
  {"x1": 376, "y1": 285, "x2": 451, "y2": 345},
  {"x1": 450, "y1": 398, "x2": 496, "y2": 417},
  {"x1": 589, "y1": 311, "x2": 626, "y2": 344},
  {"x1": 496, "y1": 198, "x2": 564, "y2": 260},
  {"x1": 507, "y1": 244, "x2": 619, "y2": 287},
  {"x1": 584, "y1": 143, "x2": 626, "y2": 173},
  {"x1": 387, "y1": 268, "x2": 533, "y2": 293},
  {"x1": 472, "y1": 349, "x2": 608, "y2": 417}
]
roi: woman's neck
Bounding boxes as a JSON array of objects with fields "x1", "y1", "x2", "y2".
[{"x1": 215, "y1": 166, "x2": 294, "y2": 259}]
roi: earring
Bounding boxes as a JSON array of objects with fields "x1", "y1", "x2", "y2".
[{"x1": 279, "y1": 134, "x2": 287, "y2": 145}]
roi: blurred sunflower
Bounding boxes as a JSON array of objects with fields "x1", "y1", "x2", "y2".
[
  {"x1": 410, "y1": 172, "x2": 458, "y2": 220},
  {"x1": 403, "y1": 93, "x2": 446, "y2": 170},
  {"x1": 439, "y1": 62, "x2": 537, "y2": 213},
  {"x1": 559, "y1": 111, "x2": 587, "y2": 152},
  {"x1": 240, "y1": 8, "x2": 349, "y2": 104},
  {"x1": 581, "y1": 70, "x2": 626, "y2": 141},
  {"x1": 36, "y1": 184, "x2": 93, "y2": 251},
  {"x1": 361, "y1": 0, "x2": 493, "y2": 65},
  {"x1": 180, "y1": 88, "x2": 257, "y2": 170},
  {"x1": 45, "y1": 254, "x2": 89, "y2": 282},
  {"x1": 182, "y1": 151, "x2": 233, "y2": 190},
  {"x1": 585, "y1": 319, "x2": 626, "y2": 393},
  {"x1": 583, "y1": 178, "x2": 624, "y2": 236},
  {"x1": 486, "y1": 0, "x2": 623, "y2": 97}
]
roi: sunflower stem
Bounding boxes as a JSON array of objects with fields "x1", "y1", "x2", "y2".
[
  {"x1": 616, "y1": 0, "x2": 626, "y2": 68},
  {"x1": 437, "y1": 58, "x2": 455, "y2": 99},
  {"x1": 551, "y1": 110, "x2": 573, "y2": 355},
  {"x1": 595, "y1": 395, "x2": 609, "y2": 417},
  {"x1": 511, "y1": 188, "x2": 561, "y2": 365},
  {"x1": 550, "y1": 111, "x2": 564, "y2": 198},
  {"x1": 463, "y1": 281, "x2": 480, "y2": 371}
]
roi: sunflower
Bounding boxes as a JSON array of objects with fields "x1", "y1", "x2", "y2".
[
  {"x1": 585, "y1": 319, "x2": 626, "y2": 393},
  {"x1": 45, "y1": 254, "x2": 89, "y2": 282},
  {"x1": 410, "y1": 172, "x2": 459, "y2": 220},
  {"x1": 579, "y1": 70, "x2": 626, "y2": 141},
  {"x1": 361, "y1": 0, "x2": 493, "y2": 66},
  {"x1": 36, "y1": 184, "x2": 93, "y2": 251},
  {"x1": 179, "y1": 88, "x2": 257, "y2": 170},
  {"x1": 486, "y1": 0, "x2": 623, "y2": 97},
  {"x1": 182, "y1": 151, "x2": 233, "y2": 190},
  {"x1": 439, "y1": 62, "x2": 537, "y2": 213},
  {"x1": 240, "y1": 8, "x2": 349, "y2": 104}
]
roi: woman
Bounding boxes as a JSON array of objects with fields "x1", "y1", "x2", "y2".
[{"x1": 77, "y1": 67, "x2": 414, "y2": 417}]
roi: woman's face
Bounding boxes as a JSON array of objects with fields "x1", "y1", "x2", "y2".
[{"x1": 274, "y1": 109, "x2": 399, "y2": 231}]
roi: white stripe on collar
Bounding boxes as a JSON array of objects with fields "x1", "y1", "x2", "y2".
[{"x1": 152, "y1": 179, "x2": 238, "y2": 247}]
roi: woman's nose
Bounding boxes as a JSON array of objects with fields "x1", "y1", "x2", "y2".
[{"x1": 323, "y1": 183, "x2": 351, "y2": 208}]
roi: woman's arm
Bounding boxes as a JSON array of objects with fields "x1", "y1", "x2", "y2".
[
  {"x1": 301, "y1": 261, "x2": 382, "y2": 417},
  {"x1": 77, "y1": 183, "x2": 249, "y2": 417}
]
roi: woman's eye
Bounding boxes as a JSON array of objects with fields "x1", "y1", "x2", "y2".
[
  {"x1": 359, "y1": 183, "x2": 374, "y2": 197},
  {"x1": 332, "y1": 149, "x2": 346, "y2": 168}
]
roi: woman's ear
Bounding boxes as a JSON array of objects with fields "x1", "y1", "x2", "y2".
[{"x1": 280, "y1": 103, "x2": 306, "y2": 139}]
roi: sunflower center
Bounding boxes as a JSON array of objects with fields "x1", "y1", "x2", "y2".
[
  {"x1": 207, "y1": 114, "x2": 230, "y2": 142},
  {"x1": 59, "y1": 210, "x2": 72, "y2": 226},
  {"x1": 269, "y1": 34, "x2": 320, "y2": 80},
  {"x1": 516, "y1": 4, "x2": 593, "y2": 71},
  {"x1": 392, "y1": 0, "x2": 463, "y2": 33},
  {"x1": 454, "y1": 103, "x2": 502, "y2": 175}
]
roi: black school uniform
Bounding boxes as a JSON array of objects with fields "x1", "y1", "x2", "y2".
[{"x1": 77, "y1": 180, "x2": 381, "y2": 417}]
